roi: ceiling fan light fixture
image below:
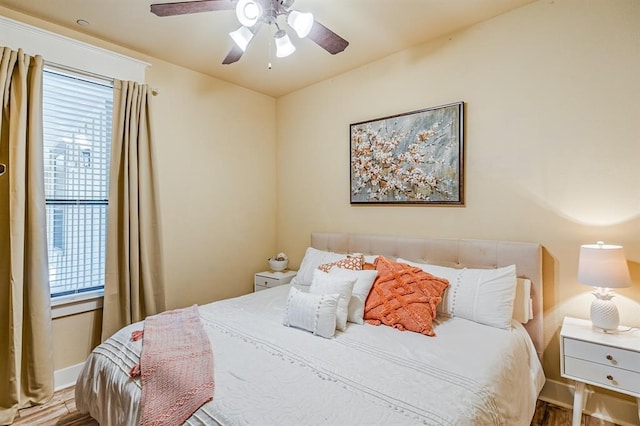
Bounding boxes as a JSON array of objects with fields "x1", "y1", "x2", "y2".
[
  {"x1": 229, "y1": 26, "x2": 254, "y2": 51},
  {"x1": 235, "y1": 0, "x2": 261, "y2": 27},
  {"x1": 274, "y1": 29, "x2": 296, "y2": 58},
  {"x1": 149, "y1": 0, "x2": 349, "y2": 64},
  {"x1": 287, "y1": 10, "x2": 314, "y2": 38}
]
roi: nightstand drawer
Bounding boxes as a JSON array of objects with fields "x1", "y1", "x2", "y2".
[
  {"x1": 254, "y1": 270, "x2": 297, "y2": 292},
  {"x1": 254, "y1": 275, "x2": 282, "y2": 289},
  {"x1": 564, "y1": 356, "x2": 640, "y2": 394},
  {"x1": 563, "y1": 338, "x2": 640, "y2": 373}
]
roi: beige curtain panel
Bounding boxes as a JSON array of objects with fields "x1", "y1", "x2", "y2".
[
  {"x1": 102, "y1": 80, "x2": 166, "y2": 341},
  {"x1": 0, "y1": 47, "x2": 54, "y2": 424}
]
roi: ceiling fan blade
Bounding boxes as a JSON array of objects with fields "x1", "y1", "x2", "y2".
[
  {"x1": 307, "y1": 21, "x2": 349, "y2": 55},
  {"x1": 222, "y1": 23, "x2": 260, "y2": 65},
  {"x1": 222, "y1": 45, "x2": 245, "y2": 65},
  {"x1": 150, "y1": 0, "x2": 234, "y2": 17}
]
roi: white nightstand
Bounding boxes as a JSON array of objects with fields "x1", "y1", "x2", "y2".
[
  {"x1": 560, "y1": 316, "x2": 640, "y2": 426},
  {"x1": 254, "y1": 270, "x2": 297, "y2": 292}
]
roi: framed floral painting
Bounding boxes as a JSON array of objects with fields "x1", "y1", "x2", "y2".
[{"x1": 350, "y1": 102, "x2": 464, "y2": 205}]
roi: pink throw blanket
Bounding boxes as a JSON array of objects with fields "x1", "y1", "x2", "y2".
[{"x1": 130, "y1": 305, "x2": 214, "y2": 426}]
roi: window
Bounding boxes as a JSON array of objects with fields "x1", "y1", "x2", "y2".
[{"x1": 43, "y1": 66, "x2": 113, "y2": 298}]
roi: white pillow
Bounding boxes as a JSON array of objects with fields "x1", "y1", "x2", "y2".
[
  {"x1": 309, "y1": 269, "x2": 356, "y2": 331},
  {"x1": 283, "y1": 287, "x2": 339, "y2": 338},
  {"x1": 397, "y1": 258, "x2": 517, "y2": 329},
  {"x1": 363, "y1": 254, "x2": 379, "y2": 264},
  {"x1": 290, "y1": 247, "x2": 347, "y2": 288},
  {"x1": 513, "y1": 278, "x2": 532, "y2": 324},
  {"x1": 350, "y1": 253, "x2": 379, "y2": 264},
  {"x1": 328, "y1": 268, "x2": 378, "y2": 324}
]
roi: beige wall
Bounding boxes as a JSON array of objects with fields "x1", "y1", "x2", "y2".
[
  {"x1": 0, "y1": 7, "x2": 278, "y2": 370},
  {"x1": 146, "y1": 57, "x2": 277, "y2": 309},
  {"x1": 52, "y1": 310, "x2": 103, "y2": 369},
  {"x1": 276, "y1": 0, "x2": 640, "y2": 390}
]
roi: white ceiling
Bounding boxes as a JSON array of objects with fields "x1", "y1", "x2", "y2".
[{"x1": 0, "y1": 0, "x2": 535, "y2": 97}]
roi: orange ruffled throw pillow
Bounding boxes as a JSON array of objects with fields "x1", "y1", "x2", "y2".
[{"x1": 364, "y1": 256, "x2": 449, "y2": 336}]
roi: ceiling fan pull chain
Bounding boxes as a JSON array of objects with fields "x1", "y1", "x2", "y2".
[{"x1": 268, "y1": 30, "x2": 274, "y2": 70}]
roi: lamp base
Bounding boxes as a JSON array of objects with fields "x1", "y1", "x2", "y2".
[{"x1": 590, "y1": 297, "x2": 620, "y2": 333}]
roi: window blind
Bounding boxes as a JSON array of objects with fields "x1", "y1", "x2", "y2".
[{"x1": 42, "y1": 66, "x2": 113, "y2": 297}]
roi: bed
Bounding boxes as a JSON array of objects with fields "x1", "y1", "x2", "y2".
[{"x1": 76, "y1": 233, "x2": 545, "y2": 425}]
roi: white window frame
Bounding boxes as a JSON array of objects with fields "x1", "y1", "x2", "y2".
[{"x1": 44, "y1": 66, "x2": 113, "y2": 317}]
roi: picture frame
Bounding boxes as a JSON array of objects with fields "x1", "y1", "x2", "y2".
[{"x1": 350, "y1": 101, "x2": 464, "y2": 205}]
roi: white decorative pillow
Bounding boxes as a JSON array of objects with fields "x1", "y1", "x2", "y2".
[
  {"x1": 397, "y1": 258, "x2": 517, "y2": 329},
  {"x1": 328, "y1": 268, "x2": 378, "y2": 324},
  {"x1": 309, "y1": 269, "x2": 356, "y2": 331},
  {"x1": 513, "y1": 278, "x2": 532, "y2": 324},
  {"x1": 290, "y1": 247, "x2": 347, "y2": 288},
  {"x1": 283, "y1": 286, "x2": 339, "y2": 338},
  {"x1": 363, "y1": 254, "x2": 379, "y2": 264}
]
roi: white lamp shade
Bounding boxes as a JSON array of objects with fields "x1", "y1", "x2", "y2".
[
  {"x1": 275, "y1": 30, "x2": 296, "y2": 58},
  {"x1": 235, "y1": 0, "x2": 261, "y2": 27},
  {"x1": 578, "y1": 242, "x2": 631, "y2": 289},
  {"x1": 287, "y1": 10, "x2": 314, "y2": 38},
  {"x1": 229, "y1": 26, "x2": 254, "y2": 51}
]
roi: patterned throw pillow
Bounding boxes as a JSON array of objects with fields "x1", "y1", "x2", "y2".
[
  {"x1": 364, "y1": 256, "x2": 449, "y2": 336},
  {"x1": 317, "y1": 255, "x2": 363, "y2": 273}
]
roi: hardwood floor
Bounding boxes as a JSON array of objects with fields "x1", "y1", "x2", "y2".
[
  {"x1": 11, "y1": 387, "x2": 620, "y2": 425},
  {"x1": 531, "y1": 400, "x2": 620, "y2": 426},
  {"x1": 11, "y1": 387, "x2": 96, "y2": 426}
]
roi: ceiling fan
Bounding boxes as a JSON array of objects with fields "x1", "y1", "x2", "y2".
[{"x1": 150, "y1": 0, "x2": 349, "y2": 65}]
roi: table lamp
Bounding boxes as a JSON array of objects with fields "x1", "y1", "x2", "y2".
[{"x1": 578, "y1": 241, "x2": 631, "y2": 332}]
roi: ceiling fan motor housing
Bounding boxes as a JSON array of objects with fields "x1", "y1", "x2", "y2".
[{"x1": 275, "y1": 0, "x2": 295, "y2": 9}]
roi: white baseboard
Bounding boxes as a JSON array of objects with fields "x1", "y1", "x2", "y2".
[
  {"x1": 539, "y1": 379, "x2": 639, "y2": 426},
  {"x1": 54, "y1": 362, "x2": 85, "y2": 391}
]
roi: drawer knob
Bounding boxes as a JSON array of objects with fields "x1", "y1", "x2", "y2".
[
  {"x1": 606, "y1": 355, "x2": 613, "y2": 361},
  {"x1": 606, "y1": 375, "x2": 614, "y2": 381}
]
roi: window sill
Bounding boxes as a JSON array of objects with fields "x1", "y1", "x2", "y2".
[{"x1": 51, "y1": 291, "x2": 104, "y2": 319}]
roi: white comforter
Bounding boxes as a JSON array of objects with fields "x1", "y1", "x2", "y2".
[{"x1": 76, "y1": 285, "x2": 545, "y2": 425}]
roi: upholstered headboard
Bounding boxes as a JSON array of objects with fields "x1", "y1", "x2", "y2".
[{"x1": 310, "y1": 232, "x2": 544, "y2": 358}]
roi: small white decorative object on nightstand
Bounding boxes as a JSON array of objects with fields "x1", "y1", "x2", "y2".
[
  {"x1": 560, "y1": 317, "x2": 640, "y2": 426},
  {"x1": 254, "y1": 270, "x2": 297, "y2": 292},
  {"x1": 268, "y1": 252, "x2": 289, "y2": 272}
]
